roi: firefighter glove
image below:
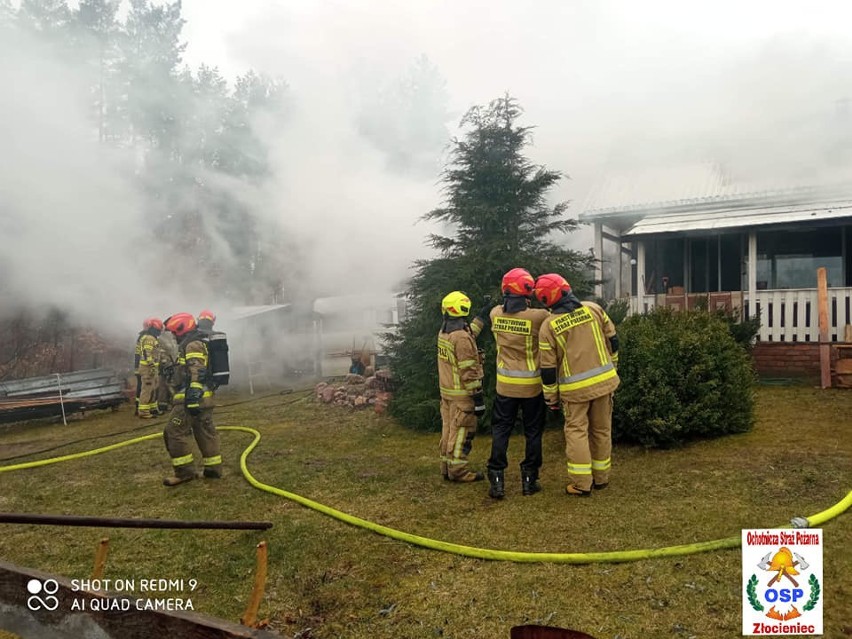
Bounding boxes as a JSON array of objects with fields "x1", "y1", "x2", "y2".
[
  {"x1": 185, "y1": 387, "x2": 203, "y2": 416},
  {"x1": 476, "y1": 296, "x2": 496, "y2": 323},
  {"x1": 473, "y1": 391, "x2": 486, "y2": 417}
]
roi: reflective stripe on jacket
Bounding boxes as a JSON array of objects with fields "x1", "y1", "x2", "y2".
[
  {"x1": 539, "y1": 301, "x2": 619, "y2": 403},
  {"x1": 472, "y1": 306, "x2": 550, "y2": 398},
  {"x1": 437, "y1": 327, "x2": 483, "y2": 401},
  {"x1": 173, "y1": 334, "x2": 215, "y2": 409},
  {"x1": 136, "y1": 334, "x2": 159, "y2": 371}
]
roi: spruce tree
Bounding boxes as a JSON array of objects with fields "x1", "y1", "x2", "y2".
[
  {"x1": 386, "y1": 95, "x2": 594, "y2": 431},
  {"x1": 72, "y1": 0, "x2": 121, "y2": 143}
]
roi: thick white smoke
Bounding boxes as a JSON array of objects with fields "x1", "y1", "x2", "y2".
[
  {"x1": 5, "y1": 0, "x2": 852, "y2": 346},
  {"x1": 0, "y1": 25, "x2": 181, "y2": 337}
]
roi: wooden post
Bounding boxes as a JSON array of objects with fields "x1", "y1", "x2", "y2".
[
  {"x1": 593, "y1": 222, "x2": 604, "y2": 299},
  {"x1": 92, "y1": 538, "x2": 109, "y2": 580},
  {"x1": 818, "y1": 267, "x2": 831, "y2": 389},
  {"x1": 240, "y1": 541, "x2": 268, "y2": 628},
  {"x1": 615, "y1": 233, "x2": 623, "y2": 299},
  {"x1": 748, "y1": 232, "x2": 757, "y2": 320}
]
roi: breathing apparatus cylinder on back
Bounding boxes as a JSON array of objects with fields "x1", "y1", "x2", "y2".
[{"x1": 206, "y1": 331, "x2": 230, "y2": 386}]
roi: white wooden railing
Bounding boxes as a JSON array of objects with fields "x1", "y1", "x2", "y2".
[
  {"x1": 748, "y1": 288, "x2": 852, "y2": 342},
  {"x1": 628, "y1": 288, "x2": 852, "y2": 342}
]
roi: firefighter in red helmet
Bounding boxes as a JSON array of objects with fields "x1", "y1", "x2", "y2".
[
  {"x1": 135, "y1": 318, "x2": 163, "y2": 419},
  {"x1": 534, "y1": 274, "x2": 619, "y2": 496},
  {"x1": 197, "y1": 309, "x2": 216, "y2": 335},
  {"x1": 437, "y1": 291, "x2": 486, "y2": 483},
  {"x1": 160, "y1": 312, "x2": 222, "y2": 486},
  {"x1": 471, "y1": 268, "x2": 551, "y2": 498}
]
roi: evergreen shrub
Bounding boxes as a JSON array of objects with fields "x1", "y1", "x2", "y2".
[
  {"x1": 612, "y1": 307, "x2": 756, "y2": 448},
  {"x1": 604, "y1": 298, "x2": 630, "y2": 326}
]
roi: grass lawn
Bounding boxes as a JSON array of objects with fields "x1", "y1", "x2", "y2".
[{"x1": 0, "y1": 385, "x2": 850, "y2": 638}]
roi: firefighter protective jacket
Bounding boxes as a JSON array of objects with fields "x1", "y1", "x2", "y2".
[
  {"x1": 172, "y1": 331, "x2": 215, "y2": 410},
  {"x1": 135, "y1": 331, "x2": 159, "y2": 375},
  {"x1": 437, "y1": 326, "x2": 483, "y2": 401},
  {"x1": 472, "y1": 306, "x2": 550, "y2": 398},
  {"x1": 538, "y1": 301, "x2": 619, "y2": 404},
  {"x1": 155, "y1": 330, "x2": 179, "y2": 391}
]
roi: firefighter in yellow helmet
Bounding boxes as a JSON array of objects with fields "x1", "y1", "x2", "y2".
[
  {"x1": 471, "y1": 268, "x2": 550, "y2": 498},
  {"x1": 135, "y1": 318, "x2": 163, "y2": 419},
  {"x1": 437, "y1": 291, "x2": 486, "y2": 482},
  {"x1": 534, "y1": 274, "x2": 619, "y2": 496},
  {"x1": 161, "y1": 312, "x2": 222, "y2": 486}
]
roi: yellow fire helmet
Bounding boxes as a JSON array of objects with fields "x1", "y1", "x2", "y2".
[
  {"x1": 768, "y1": 547, "x2": 799, "y2": 575},
  {"x1": 441, "y1": 291, "x2": 472, "y2": 318}
]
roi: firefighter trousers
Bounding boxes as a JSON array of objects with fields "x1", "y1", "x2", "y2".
[
  {"x1": 439, "y1": 397, "x2": 477, "y2": 481},
  {"x1": 487, "y1": 392, "x2": 545, "y2": 476},
  {"x1": 137, "y1": 365, "x2": 159, "y2": 417},
  {"x1": 135, "y1": 374, "x2": 141, "y2": 413},
  {"x1": 163, "y1": 404, "x2": 222, "y2": 479},
  {"x1": 562, "y1": 394, "x2": 613, "y2": 491},
  {"x1": 157, "y1": 376, "x2": 174, "y2": 413}
]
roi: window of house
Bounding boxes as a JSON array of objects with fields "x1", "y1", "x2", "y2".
[
  {"x1": 643, "y1": 237, "x2": 685, "y2": 294},
  {"x1": 689, "y1": 237, "x2": 722, "y2": 293},
  {"x1": 690, "y1": 233, "x2": 745, "y2": 293},
  {"x1": 846, "y1": 225, "x2": 852, "y2": 287},
  {"x1": 642, "y1": 233, "x2": 745, "y2": 294},
  {"x1": 756, "y1": 227, "x2": 843, "y2": 289},
  {"x1": 720, "y1": 233, "x2": 744, "y2": 291}
]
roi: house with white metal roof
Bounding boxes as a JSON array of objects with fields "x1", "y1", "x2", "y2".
[{"x1": 579, "y1": 164, "x2": 852, "y2": 345}]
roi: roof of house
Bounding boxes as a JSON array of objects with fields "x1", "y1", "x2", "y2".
[
  {"x1": 578, "y1": 163, "x2": 852, "y2": 234},
  {"x1": 228, "y1": 305, "x2": 293, "y2": 321},
  {"x1": 312, "y1": 294, "x2": 402, "y2": 316},
  {"x1": 624, "y1": 202, "x2": 852, "y2": 236}
]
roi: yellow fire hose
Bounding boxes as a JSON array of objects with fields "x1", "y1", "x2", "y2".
[{"x1": 1, "y1": 426, "x2": 850, "y2": 564}]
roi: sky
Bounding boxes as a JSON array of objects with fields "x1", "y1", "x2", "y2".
[{"x1": 4, "y1": 0, "x2": 852, "y2": 337}]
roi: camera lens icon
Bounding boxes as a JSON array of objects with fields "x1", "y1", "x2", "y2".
[{"x1": 26, "y1": 578, "x2": 60, "y2": 611}]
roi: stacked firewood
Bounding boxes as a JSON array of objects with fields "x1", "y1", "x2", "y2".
[{"x1": 314, "y1": 369, "x2": 395, "y2": 413}]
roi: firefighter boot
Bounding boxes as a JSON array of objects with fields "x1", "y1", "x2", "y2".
[
  {"x1": 565, "y1": 484, "x2": 592, "y2": 497},
  {"x1": 453, "y1": 470, "x2": 485, "y2": 483},
  {"x1": 487, "y1": 469, "x2": 505, "y2": 499},
  {"x1": 162, "y1": 474, "x2": 195, "y2": 487},
  {"x1": 522, "y1": 471, "x2": 541, "y2": 496}
]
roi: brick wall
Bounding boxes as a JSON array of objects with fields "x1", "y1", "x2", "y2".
[{"x1": 751, "y1": 342, "x2": 839, "y2": 377}]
